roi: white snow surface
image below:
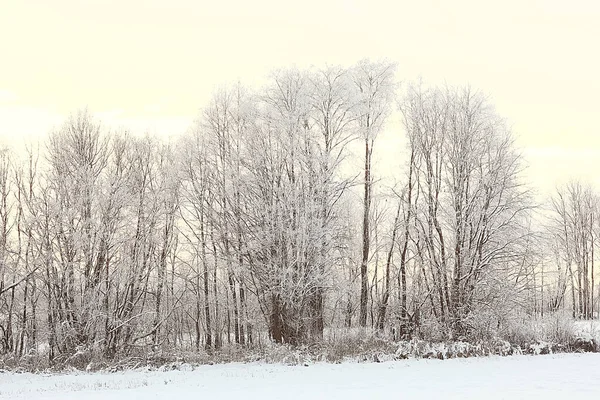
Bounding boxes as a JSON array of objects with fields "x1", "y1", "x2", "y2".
[{"x1": 2, "y1": 354, "x2": 600, "y2": 399}]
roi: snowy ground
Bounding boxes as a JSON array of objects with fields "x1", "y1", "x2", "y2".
[
  {"x1": 1, "y1": 354, "x2": 600, "y2": 399},
  {"x1": 574, "y1": 319, "x2": 600, "y2": 340}
]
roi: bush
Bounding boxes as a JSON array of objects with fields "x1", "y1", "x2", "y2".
[
  {"x1": 414, "y1": 318, "x2": 448, "y2": 342},
  {"x1": 502, "y1": 311, "x2": 575, "y2": 348},
  {"x1": 2, "y1": 315, "x2": 598, "y2": 373}
]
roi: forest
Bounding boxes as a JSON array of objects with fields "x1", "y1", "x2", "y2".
[{"x1": 0, "y1": 59, "x2": 597, "y2": 366}]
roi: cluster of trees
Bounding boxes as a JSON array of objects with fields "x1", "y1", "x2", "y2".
[
  {"x1": 393, "y1": 84, "x2": 535, "y2": 338},
  {"x1": 0, "y1": 60, "x2": 597, "y2": 361},
  {"x1": 548, "y1": 182, "x2": 598, "y2": 319}
]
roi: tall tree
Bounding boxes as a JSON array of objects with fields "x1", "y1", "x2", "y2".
[
  {"x1": 351, "y1": 59, "x2": 396, "y2": 327},
  {"x1": 401, "y1": 83, "x2": 533, "y2": 338},
  {"x1": 551, "y1": 182, "x2": 597, "y2": 319}
]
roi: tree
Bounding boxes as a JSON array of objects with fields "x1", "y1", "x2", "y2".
[
  {"x1": 400, "y1": 83, "x2": 533, "y2": 338},
  {"x1": 243, "y1": 68, "x2": 323, "y2": 344},
  {"x1": 550, "y1": 182, "x2": 597, "y2": 319},
  {"x1": 307, "y1": 65, "x2": 355, "y2": 336},
  {"x1": 351, "y1": 59, "x2": 397, "y2": 328},
  {"x1": 45, "y1": 109, "x2": 110, "y2": 353},
  {"x1": 179, "y1": 129, "x2": 217, "y2": 350}
]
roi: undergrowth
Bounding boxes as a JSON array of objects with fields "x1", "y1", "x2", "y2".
[{"x1": 1, "y1": 313, "x2": 598, "y2": 373}]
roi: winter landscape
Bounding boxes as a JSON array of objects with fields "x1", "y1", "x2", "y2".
[
  {"x1": 2, "y1": 353, "x2": 600, "y2": 399},
  {"x1": 2, "y1": 0, "x2": 600, "y2": 398}
]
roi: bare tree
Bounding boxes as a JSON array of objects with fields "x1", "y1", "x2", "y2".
[
  {"x1": 45, "y1": 109, "x2": 111, "y2": 353},
  {"x1": 350, "y1": 59, "x2": 397, "y2": 327},
  {"x1": 400, "y1": 83, "x2": 533, "y2": 338},
  {"x1": 550, "y1": 182, "x2": 597, "y2": 319},
  {"x1": 180, "y1": 131, "x2": 215, "y2": 350}
]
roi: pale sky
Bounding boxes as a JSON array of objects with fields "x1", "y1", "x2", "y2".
[{"x1": 1, "y1": 0, "x2": 599, "y2": 198}]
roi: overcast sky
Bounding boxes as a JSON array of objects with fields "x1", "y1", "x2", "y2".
[{"x1": 1, "y1": 0, "x2": 599, "y2": 197}]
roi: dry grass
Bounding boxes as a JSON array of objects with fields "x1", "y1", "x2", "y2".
[{"x1": 2, "y1": 315, "x2": 598, "y2": 372}]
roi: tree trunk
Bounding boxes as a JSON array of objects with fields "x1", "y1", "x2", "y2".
[
  {"x1": 376, "y1": 203, "x2": 401, "y2": 331},
  {"x1": 359, "y1": 139, "x2": 371, "y2": 327}
]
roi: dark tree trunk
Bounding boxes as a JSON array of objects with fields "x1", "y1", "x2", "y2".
[
  {"x1": 376, "y1": 203, "x2": 401, "y2": 331},
  {"x1": 359, "y1": 139, "x2": 371, "y2": 327}
]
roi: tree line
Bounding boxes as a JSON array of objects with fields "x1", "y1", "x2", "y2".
[{"x1": 0, "y1": 60, "x2": 596, "y2": 361}]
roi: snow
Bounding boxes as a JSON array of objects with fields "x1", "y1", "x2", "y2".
[
  {"x1": 574, "y1": 319, "x2": 600, "y2": 341},
  {"x1": 2, "y1": 354, "x2": 600, "y2": 399}
]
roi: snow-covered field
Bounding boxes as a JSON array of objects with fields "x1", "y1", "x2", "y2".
[{"x1": 2, "y1": 354, "x2": 600, "y2": 399}]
